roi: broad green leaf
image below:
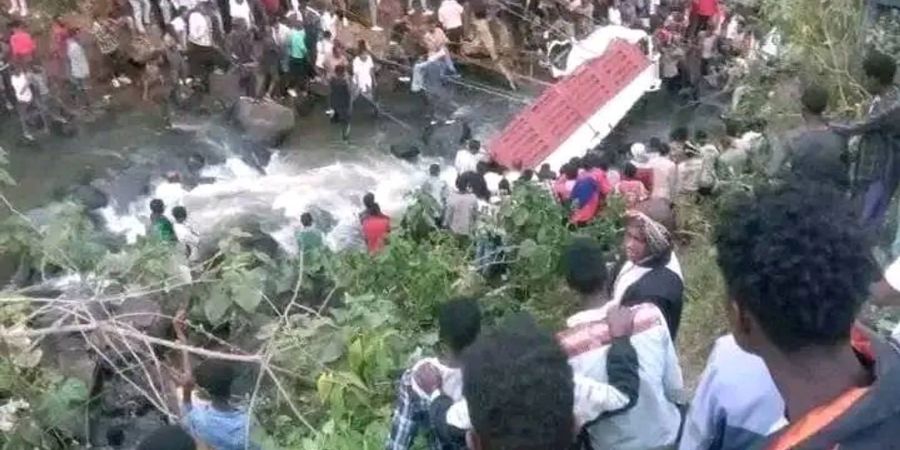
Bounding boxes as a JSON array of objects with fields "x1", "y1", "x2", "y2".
[
  {"x1": 233, "y1": 278, "x2": 263, "y2": 313},
  {"x1": 348, "y1": 338, "x2": 364, "y2": 375},
  {"x1": 519, "y1": 239, "x2": 538, "y2": 258},
  {"x1": 35, "y1": 378, "x2": 88, "y2": 424},
  {"x1": 316, "y1": 335, "x2": 346, "y2": 365},
  {"x1": 204, "y1": 284, "x2": 231, "y2": 324},
  {"x1": 316, "y1": 372, "x2": 333, "y2": 402}
]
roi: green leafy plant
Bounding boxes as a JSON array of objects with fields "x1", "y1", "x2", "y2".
[
  {"x1": 331, "y1": 232, "x2": 468, "y2": 328},
  {"x1": 760, "y1": 0, "x2": 869, "y2": 116}
]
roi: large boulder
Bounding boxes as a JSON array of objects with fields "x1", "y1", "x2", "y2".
[
  {"x1": 233, "y1": 98, "x2": 296, "y2": 146},
  {"x1": 68, "y1": 184, "x2": 110, "y2": 210},
  {"x1": 422, "y1": 120, "x2": 471, "y2": 159}
]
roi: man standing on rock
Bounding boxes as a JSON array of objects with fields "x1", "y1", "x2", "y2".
[
  {"x1": 768, "y1": 85, "x2": 849, "y2": 190},
  {"x1": 438, "y1": 0, "x2": 464, "y2": 53},
  {"x1": 10, "y1": 63, "x2": 34, "y2": 140},
  {"x1": 187, "y1": 3, "x2": 227, "y2": 88},
  {"x1": 329, "y1": 64, "x2": 352, "y2": 141},
  {"x1": 66, "y1": 29, "x2": 91, "y2": 110},
  {"x1": 352, "y1": 40, "x2": 378, "y2": 117},
  {"x1": 833, "y1": 51, "x2": 900, "y2": 233},
  {"x1": 149, "y1": 198, "x2": 178, "y2": 244}
]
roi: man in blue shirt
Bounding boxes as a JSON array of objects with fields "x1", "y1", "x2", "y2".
[{"x1": 176, "y1": 314, "x2": 257, "y2": 450}]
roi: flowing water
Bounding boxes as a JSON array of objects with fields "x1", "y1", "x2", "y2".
[
  {"x1": 1, "y1": 84, "x2": 526, "y2": 254},
  {"x1": 1, "y1": 75, "x2": 711, "y2": 259}
]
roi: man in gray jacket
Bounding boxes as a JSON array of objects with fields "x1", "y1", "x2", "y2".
[{"x1": 833, "y1": 51, "x2": 900, "y2": 231}]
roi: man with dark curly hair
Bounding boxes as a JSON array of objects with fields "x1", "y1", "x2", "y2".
[
  {"x1": 460, "y1": 315, "x2": 575, "y2": 450},
  {"x1": 715, "y1": 181, "x2": 900, "y2": 449}
]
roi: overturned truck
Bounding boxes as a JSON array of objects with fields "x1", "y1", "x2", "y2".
[{"x1": 489, "y1": 26, "x2": 660, "y2": 171}]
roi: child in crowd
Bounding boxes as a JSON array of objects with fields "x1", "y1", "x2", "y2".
[{"x1": 615, "y1": 162, "x2": 649, "y2": 208}]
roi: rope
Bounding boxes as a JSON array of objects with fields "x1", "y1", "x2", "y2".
[
  {"x1": 371, "y1": 55, "x2": 532, "y2": 104},
  {"x1": 338, "y1": 6, "x2": 550, "y2": 95}
]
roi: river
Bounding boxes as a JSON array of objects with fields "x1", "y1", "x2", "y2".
[{"x1": 0, "y1": 74, "x2": 714, "y2": 260}]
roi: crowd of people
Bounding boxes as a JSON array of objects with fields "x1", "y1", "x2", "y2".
[
  {"x1": 13, "y1": 0, "x2": 900, "y2": 447},
  {"x1": 134, "y1": 181, "x2": 900, "y2": 450},
  {"x1": 128, "y1": 42, "x2": 900, "y2": 450},
  {"x1": 0, "y1": 0, "x2": 768, "y2": 143}
]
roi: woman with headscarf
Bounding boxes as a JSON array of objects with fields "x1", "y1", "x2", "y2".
[{"x1": 612, "y1": 209, "x2": 685, "y2": 339}]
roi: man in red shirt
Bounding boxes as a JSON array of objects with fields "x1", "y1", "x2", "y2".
[
  {"x1": 9, "y1": 21, "x2": 35, "y2": 63},
  {"x1": 361, "y1": 201, "x2": 391, "y2": 254},
  {"x1": 689, "y1": 0, "x2": 718, "y2": 37}
]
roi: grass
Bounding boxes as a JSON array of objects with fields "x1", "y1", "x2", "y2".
[
  {"x1": 674, "y1": 201, "x2": 729, "y2": 390},
  {"x1": 676, "y1": 238, "x2": 728, "y2": 390}
]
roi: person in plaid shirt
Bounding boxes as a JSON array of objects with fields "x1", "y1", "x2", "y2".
[{"x1": 385, "y1": 298, "x2": 481, "y2": 450}]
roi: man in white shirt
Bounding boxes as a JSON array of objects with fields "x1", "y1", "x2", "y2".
[
  {"x1": 188, "y1": 6, "x2": 213, "y2": 47},
  {"x1": 608, "y1": 1, "x2": 622, "y2": 26},
  {"x1": 320, "y1": 5, "x2": 337, "y2": 37},
  {"x1": 352, "y1": 40, "x2": 378, "y2": 116},
  {"x1": 170, "y1": 8, "x2": 189, "y2": 50},
  {"x1": 647, "y1": 139, "x2": 678, "y2": 202},
  {"x1": 10, "y1": 66, "x2": 34, "y2": 140},
  {"x1": 437, "y1": 0, "x2": 464, "y2": 52},
  {"x1": 229, "y1": 0, "x2": 253, "y2": 30},
  {"x1": 369, "y1": 0, "x2": 382, "y2": 31},
  {"x1": 187, "y1": 4, "x2": 228, "y2": 84},
  {"x1": 454, "y1": 140, "x2": 481, "y2": 176},
  {"x1": 172, "y1": 206, "x2": 201, "y2": 262},
  {"x1": 384, "y1": 298, "x2": 481, "y2": 450}
]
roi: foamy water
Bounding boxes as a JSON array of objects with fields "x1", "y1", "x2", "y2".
[{"x1": 97, "y1": 150, "x2": 463, "y2": 253}]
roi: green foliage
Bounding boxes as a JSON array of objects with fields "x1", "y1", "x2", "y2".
[
  {"x1": 332, "y1": 232, "x2": 468, "y2": 328},
  {"x1": 0, "y1": 147, "x2": 15, "y2": 188},
  {"x1": 33, "y1": 378, "x2": 88, "y2": 428},
  {"x1": 24, "y1": 202, "x2": 110, "y2": 275},
  {"x1": 0, "y1": 217, "x2": 39, "y2": 263},
  {"x1": 98, "y1": 239, "x2": 184, "y2": 287},
  {"x1": 262, "y1": 294, "x2": 409, "y2": 448},
  {"x1": 401, "y1": 190, "x2": 442, "y2": 240},
  {"x1": 675, "y1": 239, "x2": 728, "y2": 390},
  {"x1": 1, "y1": 170, "x2": 626, "y2": 449},
  {"x1": 760, "y1": 0, "x2": 869, "y2": 116},
  {"x1": 867, "y1": 9, "x2": 900, "y2": 62},
  {"x1": 494, "y1": 184, "x2": 625, "y2": 325}
]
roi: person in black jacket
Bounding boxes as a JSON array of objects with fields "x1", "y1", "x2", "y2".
[
  {"x1": 614, "y1": 208, "x2": 684, "y2": 339},
  {"x1": 329, "y1": 64, "x2": 351, "y2": 141}
]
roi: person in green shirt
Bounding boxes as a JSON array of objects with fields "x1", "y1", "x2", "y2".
[
  {"x1": 149, "y1": 198, "x2": 178, "y2": 244},
  {"x1": 296, "y1": 212, "x2": 324, "y2": 262},
  {"x1": 287, "y1": 20, "x2": 308, "y2": 95}
]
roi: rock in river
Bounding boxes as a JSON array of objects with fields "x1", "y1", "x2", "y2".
[{"x1": 233, "y1": 98, "x2": 296, "y2": 146}]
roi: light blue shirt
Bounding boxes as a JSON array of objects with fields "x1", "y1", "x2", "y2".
[
  {"x1": 183, "y1": 403, "x2": 258, "y2": 450},
  {"x1": 679, "y1": 335, "x2": 784, "y2": 450}
]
